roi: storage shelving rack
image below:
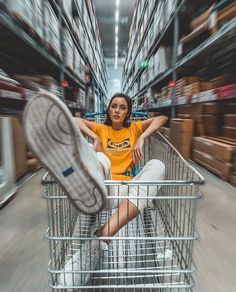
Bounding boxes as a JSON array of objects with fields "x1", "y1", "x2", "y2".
[
  {"x1": 122, "y1": 0, "x2": 236, "y2": 114},
  {"x1": 0, "y1": 0, "x2": 108, "y2": 114}
]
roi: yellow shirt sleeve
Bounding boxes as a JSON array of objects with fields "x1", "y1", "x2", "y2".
[
  {"x1": 132, "y1": 121, "x2": 143, "y2": 137},
  {"x1": 92, "y1": 122, "x2": 103, "y2": 135}
]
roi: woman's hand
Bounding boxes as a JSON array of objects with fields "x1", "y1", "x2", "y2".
[
  {"x1": 133, "y1": 136, "x2": 144, "y2": 163},
  {"x1": 93, "y1": 136, "x2": 102, "y2": 152}
]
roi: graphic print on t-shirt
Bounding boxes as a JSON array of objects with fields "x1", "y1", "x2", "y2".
[{"x1": 107, "y1": 138, "x2": 131, "y2": 151}]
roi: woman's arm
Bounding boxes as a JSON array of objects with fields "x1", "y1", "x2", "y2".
[
  {"x1": 141, "y1": 115, "x2": 168, "y2": 139},
  {"x1": 133, "y1": 115, "x2": 168, "y2": 162},
  {"x1": 73, "y1": 118, "x2": 102, "y2": 151}
]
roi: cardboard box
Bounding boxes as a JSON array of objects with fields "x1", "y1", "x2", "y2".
[
  {"x1": 202, "y1": 114, "x2": 220, "y2": 136},
  {"x1": 224, "y1": 114, "x2": 236, "y2": 127},
  {"x1": 0, "y1": 116, "x2": 29, "y2": 180},
  {"x1": 177, "y1": 104, "x2": 204, "y2": 115},
  {"x1": 190, "y1": 4, "x2": 215, "y2": 30},
  {"x1": 177, "y1": 114, "x2": 204, "y2": 136},
  {"x1": 229, "y1": 174, "x2": 236, "y2": 186},
  {"x1": 204, "y1": 102, "x2": 221, "y2": 114},
  {"x1": 193, "y1": 137, "x2": 235, "y2": 163},
  {"x1": 175, "y1": 77, "x2": 207, "y2": 98},
  {"x1": 193, "y1": 149, "x2": 232, "y2": 179},
  {"x1": 222, "y1": 126, "x2": 236, "y2": 140},
  {"x1": 171, "y1": 119, "x2": 193, "y2": 159},
  {"x1": 160, "y1": 127, "x2": 171, "y2": 141},
  {"x1": 44, "y1": 1, "x2": 61, "y2": 57},
  {"x1": 222, "y1": 102, "x2": 236, "y2": 114},
  {"x1": 62, "y1": 28, "x2": 74, "y2": 70},
  {"x1": 184, "y1": 82, "x2": 218, "y2": 96},
  {"x1": 210, "y1": 74, "x2": 236, "y2": 88},
  {"x1": 5, "y1": 0, "x2": 33, "y2": 28}
]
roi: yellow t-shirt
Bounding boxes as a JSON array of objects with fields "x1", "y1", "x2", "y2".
[{"x1": 92, "y1": 122, "x2": 143, "y2": 180}]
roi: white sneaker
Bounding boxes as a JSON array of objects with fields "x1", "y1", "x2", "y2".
[
  {"x1": 59, "y1": 238, "x2": 108, "y2": 286},
  {"x1": 23, "y1": 92, "x2": 107, "y2": 214},
  {"x1": 156, "y1": 248, "x2": 173, "y2": 260}
]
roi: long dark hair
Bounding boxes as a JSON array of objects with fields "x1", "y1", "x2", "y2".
[{"x1": 104, "y1": 93, "x2": 132, "y2": 128}]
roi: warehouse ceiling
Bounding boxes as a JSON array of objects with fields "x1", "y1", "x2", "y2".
[{"x1": 94, "y1": 0, "x2": 136, "y2": 60}]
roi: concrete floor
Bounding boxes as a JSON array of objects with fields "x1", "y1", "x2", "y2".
[
  {"x1": 192, "y1": 163, "x2": 236, "y2": 292},
  {"x1": 0, "y1": 170, "x2": 48, "y2": 292},
  {"x1": 0, "y1": 166, "x2": 235, "y2": 292}
]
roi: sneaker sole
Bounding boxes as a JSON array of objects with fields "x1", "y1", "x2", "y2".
[{"x1": 23, "y1": 93, "x2": 106, "y2": 214}]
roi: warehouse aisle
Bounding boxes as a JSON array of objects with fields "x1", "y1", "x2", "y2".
[{"x1": 0, "y1": 166, "x2": 235, "y2": 292}]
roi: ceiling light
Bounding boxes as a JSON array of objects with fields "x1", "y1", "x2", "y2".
[
  {"x1": 115, "y1": 10, "x2": 119, "y2": 23},
  {"x1": 115, "y1": 25, "x2": 118, "y2": 34},
  {"x1": 115, "y1": 36, "x2": 118, "y2": 44},
  {"x1": 116, "y1": 0, "x2": 120, "y2": 7}
]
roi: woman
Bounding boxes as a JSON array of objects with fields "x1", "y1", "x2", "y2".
[
  {"x1": 74, "y1": 92, "x2": 168, "y2": 232},
  {"x1": 23, "y1": 92, "x2": 168, "y2": 286}
]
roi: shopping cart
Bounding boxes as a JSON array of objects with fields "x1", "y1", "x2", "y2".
[
  {"x1": 42, "y1": 116, "x2": 204, "y2": 291},
  {"x1": 85, "y1": 110, "x2": 148, "y2": 123}
]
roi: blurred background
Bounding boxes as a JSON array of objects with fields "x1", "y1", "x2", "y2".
[{"x1": 0, "y1": 0, "x2": 236, "y2": 291}]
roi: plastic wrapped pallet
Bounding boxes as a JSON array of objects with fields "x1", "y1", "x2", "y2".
[
  {"x1": 33, "y1": 0, "x2": 44, "y2": 39},
  {"x1": 5, "y1": 0, "x2": 33, "y2": 28},
  {"x1": 73, "y1": 48, "x2": 81, "y2": 79},
  {"x1": 61, "y1": 0, "x2": 73, "y2": 23},
  {"x1": 0, "y1": 80, "x2": 26, "y2": 100},
  {"x1": 44, "y1": 1, "x2": 61, "y2": 58},
  {"x1": 166, "y1": 0, "x2": 177, "y2": 19},
  {"x1": 73, "y1": 17, "x2": 80, "y2": 40},
  {"x1": 74, "y1": 0, "x2": 83, "y2": 13},
  {"x1": 62, "y1": 28, "x2": 74, "y2": 71}
]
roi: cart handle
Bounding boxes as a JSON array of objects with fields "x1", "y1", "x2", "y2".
[{"x1": 85, "y1": 111, "x2": 148, "y2": 118}]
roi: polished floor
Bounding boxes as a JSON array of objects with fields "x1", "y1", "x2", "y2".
[{"x1": 0, "y1": 165, "x2": 235, "y2": 292}]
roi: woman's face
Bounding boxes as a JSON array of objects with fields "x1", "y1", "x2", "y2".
[{"x1": 108, "y1": 97, "x2": 129, "y2": 126}]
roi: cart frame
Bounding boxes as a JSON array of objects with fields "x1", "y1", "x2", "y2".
[{"x1": 42, "y1": 124, "x2": 204, "y2": 291}]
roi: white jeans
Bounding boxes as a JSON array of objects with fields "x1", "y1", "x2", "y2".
[{"x1": 96, "y1": 152, "x2": 165, "y2": 212}]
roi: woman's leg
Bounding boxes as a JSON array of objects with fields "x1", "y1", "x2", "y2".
[
  {"x1": 95, "y1": 199, "x2": 138, "y2": 238},
  {"x1": 95, "y1": 159, "x2": 165, "y2": 239}
]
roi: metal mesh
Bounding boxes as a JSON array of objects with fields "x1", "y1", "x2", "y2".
[{"x1": 43, "y1": 132, "x2": 204, "y2": 291}]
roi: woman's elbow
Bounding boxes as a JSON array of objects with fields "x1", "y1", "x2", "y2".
[{"x1": 158, "y1": 115, "x2": 168, "y2": 125}]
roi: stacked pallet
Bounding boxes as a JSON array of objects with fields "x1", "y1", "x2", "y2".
[
  {"x1": 179, "y1": 1, "x2": 236, "y2": 55},
  {"x1": 193, "y1": 136, "x2": 235, "y2": 181},
  {"x1": 175, "y1": 76, "x2": 207, "y2": 98}
]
